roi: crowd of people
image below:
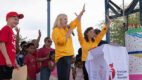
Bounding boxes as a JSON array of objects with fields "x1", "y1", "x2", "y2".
[{"x1": 0, "y1": 4, "x2": 111, "y2": 80}]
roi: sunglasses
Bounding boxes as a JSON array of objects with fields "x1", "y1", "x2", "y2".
[{"x1": 48, "y1": 40, "x2": 52, "y2": 43}]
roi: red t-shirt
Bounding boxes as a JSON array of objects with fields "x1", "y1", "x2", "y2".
[
  {"x1": 24, "y1": 54, "x2": 37, "y2": 79},
  {"x1": 33, "y1": 50, "x2": 38, "y2": 58},
  {"x1": 0, "y1": 26, "x2": 16, "y2": 67},
  {"x1": 33, "y1": 50, "x2": 40, "y2": 73},
  {"x1": 38, "y1": 46, "x2": 54, "y2": 67}
]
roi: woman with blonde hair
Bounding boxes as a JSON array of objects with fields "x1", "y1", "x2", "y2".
[{"x1": 52, "y1": 5, "x2": 85, "y2": 80}]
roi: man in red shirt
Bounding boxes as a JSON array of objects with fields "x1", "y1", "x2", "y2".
[
  {"x1": 37, "y1": 37, "x2": 54, "y2": 80},
  {"x1": 0, "y1": 11, "x2": 24, "y2": 80}
]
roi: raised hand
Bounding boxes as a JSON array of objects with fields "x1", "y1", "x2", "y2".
[
  {"x1": 76, "y1": 4, "x2": 86, "y2": 21},
  {"x1": 38, "y1": 30, "x2": 41, "y2": 37},
  {"x1": 106, "y1": 16, "x2": 111, "y2": 27},
  {"x1": 81, "y1": 4, "x2": 85, "y2": 14}
]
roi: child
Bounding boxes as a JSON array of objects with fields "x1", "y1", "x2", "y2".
[
  {"x1": 31, "y1": 30, "x2": 41, "y2": 80},
  {"x1": 48, "y1": 50, "x2": 58, "y2": 80},
  {"x1": 73, "y1": 60, "x2": 84, "y2": 80},
  {"x1": 24, "y1": 43, "x2": 37, "y2": 80},
  {"x1": 16, "y1": 41, "x2": 27, "y2": 66},
  {"x1": 70, "y1": 57, "x2": 76, "y2": 80},
  {"x1": 0, "y1": 11, "x2": 24, "y2": 80}
]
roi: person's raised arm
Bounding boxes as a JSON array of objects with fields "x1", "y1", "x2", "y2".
[
  {"x1": 77, "y1": 22, "x2": 85, "y2": 46},
  {"x1": 35, "y1": 30, "x2": 41, "y2": 48},
  {"x1": 15, "y1": 27, "x2": 20, "y2": 54},
  {"x1": 74, "y1": 7, "x2": 85, "y2": 45},
  {"x1": 92, "y1": 16, "x2": 111, "y2": 49},
  {"x1": 106, "y1": 16, "x2": 111, "y2": 27},
  {"x1": 76, "y1": 4, "x2": 85, "y2": 22},
  {"x1": 69, "y1": 4, "x2": 85, "y2": 29}
]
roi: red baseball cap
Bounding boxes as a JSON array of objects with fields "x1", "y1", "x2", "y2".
[{"x1": 6, "y1": 11, "x2": 24, "y2": 20}]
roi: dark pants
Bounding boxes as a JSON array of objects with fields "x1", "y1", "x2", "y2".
[
  {"x1": 0, "y1": 66, "x2": 14, "y2": 80},
  {"x1": 40, "y1": 67, "x2": 50, "y2": 80},
  {"x1": 83, "y1": 61, "x2": 89, "y2": 80},
  {"x1": 57, "y1": 56, "x2": 72, "y2": 80}
]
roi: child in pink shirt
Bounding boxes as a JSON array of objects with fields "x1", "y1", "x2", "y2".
[
  {"x1": 74, "y1": 60, "x2": 84, "y2": 80},
  {"x1": 48, "y1": 50, "x2": 58, "y2": 80}
]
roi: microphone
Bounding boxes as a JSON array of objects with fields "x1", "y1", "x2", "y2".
[{"x1": 67, "y1": 25, "x2": 75, "y2": 36}]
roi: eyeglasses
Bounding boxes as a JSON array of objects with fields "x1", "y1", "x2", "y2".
[{"x1": 48, "y1": 40, "x2": 52, "y2": 43}]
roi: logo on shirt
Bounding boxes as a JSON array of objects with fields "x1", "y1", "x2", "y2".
[{"x1": 12, "y1": 34, "x2": 16, "y2": 52}]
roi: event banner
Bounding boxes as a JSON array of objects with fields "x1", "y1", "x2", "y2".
[
  {"x1": 85, "y1": 44, "x2": 129, "y2": 80},
  {"x1": 129, "y1": 54, "x2": 142, "y2": 80}
]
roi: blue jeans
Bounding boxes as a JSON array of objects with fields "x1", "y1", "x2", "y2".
[
  {"x1": 40, "y1": 67, "x2": 50, "y2": 80},
  {"x1": 57, "y1": 56, "x2": 72, "y2": 80}
]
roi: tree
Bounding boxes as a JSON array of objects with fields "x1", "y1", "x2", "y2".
[
  {"x1": 110, "y1": 12, "x2": 140, "y2": 46},
  {"x1": 110, "y1": 17, "x2": 124, "y2": 46},
  {"x1": 99, "y1": 12, "x2": 140, "y2": 46}
]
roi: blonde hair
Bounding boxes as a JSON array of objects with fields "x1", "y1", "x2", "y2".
[{"x1": 53, "y1": 14, "x2": 67, "y2": 29}]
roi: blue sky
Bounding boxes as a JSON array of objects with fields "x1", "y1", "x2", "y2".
[{"x1": 0, "y1": 0, "x2": 132, "y2": 55}]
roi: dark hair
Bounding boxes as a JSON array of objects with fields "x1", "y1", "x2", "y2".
[
  {"x1": 84, "y1": 27, "x2": 94, "y2": 42},
  {"x1": 49, "y1": 50, "x2": 55, "y2": 60},
  {"x1": 75, "y1": 48, "x2": 82, "y2": 64},
  {"x1": 20, "y1": 41, "x2": 27, "y2": 47},
  {"x1": 94, "y1": 29, "x2": 101, "y2": 35},
  {"x1": 26, "y1": 43, "x2": 34, "y2": 48},
  {"x1": 44, "y1": 37, "x2": 50, "y2": 43},
  {"x1": 75, "y1": 55, "x2": 82, "y2": 65},
  {"x1": 78, "y1": 48, "x2": 82, "y2": 56}
]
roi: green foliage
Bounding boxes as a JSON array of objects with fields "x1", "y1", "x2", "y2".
[
  {"x1": 110, "y1": 17, "x2": 125, "y2": 46},
  {"x1": 128, "y1": 13, "x2": 140, "y2": 25},
  {"x1": 110, "y1": 12, "x2": 140, "y2": 46},
  {"x1": 98, "y1": 12, "x2": 140, "y2": 46}
]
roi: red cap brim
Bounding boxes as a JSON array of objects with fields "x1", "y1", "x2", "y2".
[{"x1": 18, "y1": 14, "x2": 24, "y2": 19}]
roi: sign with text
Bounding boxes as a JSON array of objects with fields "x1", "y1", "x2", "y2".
[{"x1": 85, "y1": 44, "x2": 129, "y2": 80}]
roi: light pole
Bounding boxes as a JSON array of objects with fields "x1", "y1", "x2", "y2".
[
  {"x1": 105, "y1": 0, "x2": 110, "y2": 43},
  {"x1": 47, "y1": 0, "x2": 51, "y2": 37}
]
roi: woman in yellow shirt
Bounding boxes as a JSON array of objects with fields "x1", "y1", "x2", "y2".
[
  {"x1": 52, "y1": 5, "x2": 85, "y2": 80},
  {"x1": 76, "y1": 16, "x2": 111, "y2": 80}
]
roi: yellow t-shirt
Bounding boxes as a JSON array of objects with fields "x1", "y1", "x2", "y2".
[
  {"x1": 52, "y1": 18, "x2": 79, "y2": 63},
  {"x1": 77, "y1": 22, "x2": 109, "y2": 61}
]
